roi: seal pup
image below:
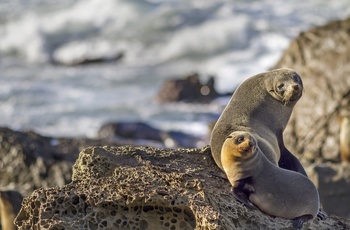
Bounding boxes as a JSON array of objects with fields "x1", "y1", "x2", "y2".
[
  {"x1": 0, "y1": 190, "x2": 23, "y2": 230},
  {"x1": 221, "y1": 131, "x2": 319, "y2": 228},
  {"x1": 211, "y1": 68, "x2": 306, "y2": 175}
]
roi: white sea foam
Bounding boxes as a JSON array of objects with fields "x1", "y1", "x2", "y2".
[{"x1": 0, "y1": 0, "x2": 349, "y2": 138}]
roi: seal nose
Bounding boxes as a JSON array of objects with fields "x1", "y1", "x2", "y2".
[{"x1": 248, "y1": 139, "x2": 254, "y2": 147}]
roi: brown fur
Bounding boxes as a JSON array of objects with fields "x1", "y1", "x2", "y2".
[
  {"x1": 0, "y1": 190, "x2": 23, "y2": 230},
  {"x1": 339, "y1": 116, "x2": 350, "y2": 162},
  {"x1": 211, "y1": 68, "x2": 306, "y2": 175},
  {"x1": 221, "y1": 131, "x2": 319, "y2": 222}
]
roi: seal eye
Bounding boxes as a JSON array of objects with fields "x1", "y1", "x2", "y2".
[
  {"x1": 235, "y1": 136, "x2": 245, "y2": 144},
  {"x1": 276, "y1": 83, "x2": 285, "y2": 96}
]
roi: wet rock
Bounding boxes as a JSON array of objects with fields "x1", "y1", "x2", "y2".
[
  {"x1": 52, "y1": 40, "x2": 124, "y2": 66},
  {"x1": 53, "y1": 52, "x2": 124, "y2": 66},
  {"x1": 273, "y1": 17, "x2": 350, "y2": 163},
  {"x1": 98, "y1": 122, "x2": 163, "y2": 141},
  {"x1": 15, "y1": 146, "x2": 350, "y2": 229},
  {"x1": 98, "y1": 121, "x2": 205, "y2": 148},
  {"x1": 156, "y1": 73, "x2": 222, "y2": 103}
]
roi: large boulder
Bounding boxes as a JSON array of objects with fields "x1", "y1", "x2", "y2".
[
  {"x1": 273, "y1": 17, "x2": 350, "y2": 163},
  {"x1": 273, "y1": 17, "x2": 350, "y2": 219},
  {"x1": 0, "y1": 127, "x2": 75, "y2": 196},
  {"x1": 15, "y1": 146, "x2": 350, "y2": 229},
  {"x1": 0, "y1": 127, "x2": 124, "y2": 196}
]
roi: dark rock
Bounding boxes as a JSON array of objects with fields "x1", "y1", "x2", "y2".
[
  {"x1": 307, "y1": 162, "x2": 350, "y2": 218},
  {"x1": 98, "y1": 121, "x2": 205, "y2": 148},
  {"x1": 161, "y1": 130, "x2": 205, "y2": 148},
  {"x1": 15, "y1": 145, "x2": 350, "y2": 229},
  {"x1": 52, "y1": 52, "x2": 124, "y2": 66},
  {"x1": 98, "y1": 121, "x2": 163, "y2": 141},
  {"x1": 156, "y1": 73, "x2": 222, "y2": 103},
  {"x1": 0, "y1": 127, "x2": 126, "y2": 196}
]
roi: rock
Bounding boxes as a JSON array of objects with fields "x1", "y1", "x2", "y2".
[
  {"x1": 307, "y1": 162, "x2": 350, "y2": 218},
  {"x1": 52, "y1": 40, "x2": 124, "y2": 66},
  {"x1": 53, "y1": 52, "x2": 124, "y2": 66},
  {"x1": 273, "y1": 17, "x2": 350, "y2": 163},
  {"x1": 0, "y1": 127, "x2": 127, "y2": 196},
  {"x1": 98, "y1": 122, "x2": 163, "y2": 142},
  {"x1": 98, "y1": 121, "x2": 205, "y2": 148},
  {"x1": 156, "y1": 73, "x2": 222, "y2": 103},
  {"x1": 15, "y1": 146, "x2": 350, "y2": 229},
  {"x1": 161, "y1": 130, "x2": 205, "y2": 148},
  {"x1": 0, "y1": 127, "x2": 75, "y2": 196},
  {"x1": 273, "y1": 17, "x2": 350, "y2": 219}
]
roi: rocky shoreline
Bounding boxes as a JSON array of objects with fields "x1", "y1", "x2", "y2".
[{"x1": 1, "y1": 16, "x2": 350, "y2": 229}]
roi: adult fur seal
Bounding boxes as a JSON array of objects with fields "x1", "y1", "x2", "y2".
[
  {"x1": 211, "y1": 68, "x2": 306, "y2": 175},
  {"x1": 221, "y1": 131, "x2": 319, "y2": 228},
  {"x1": 0, "y1": 190, "x2": 23, "y2": 230}
]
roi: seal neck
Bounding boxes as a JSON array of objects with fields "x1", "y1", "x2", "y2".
[{"x1": 231, "y1": 150, "x2": 261, "y2": 182}]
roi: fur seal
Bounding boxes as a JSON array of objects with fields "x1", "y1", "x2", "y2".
[
  {"x1": 0, "y1": 190, "x2": 23, "y2": 230},
  {"x1": 339, "y1": 115, "x2": 350, "y2": 162},
  {"x1": 221, "y1": 131, "x2": 319, "y2": 228},
  {"x1": 211, "y1": 68, "x2": 306, "y2": 175}
]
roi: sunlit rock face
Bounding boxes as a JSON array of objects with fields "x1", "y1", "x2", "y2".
[{"x1": 15, "y1": 146, "x2": 350, "y2": 229}]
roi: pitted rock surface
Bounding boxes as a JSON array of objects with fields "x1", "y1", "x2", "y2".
[{"x1": 15, "y1": 146, "x2": 350, "y2": 229}]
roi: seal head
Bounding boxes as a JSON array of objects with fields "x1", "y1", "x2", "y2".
[{"x1": 267, "y1": 68, "x2": 303, "y2": 105}]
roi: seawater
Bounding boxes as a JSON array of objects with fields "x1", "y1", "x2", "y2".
[{"x1": 0, "y1": 0, "x2": 349, "y2": 139}]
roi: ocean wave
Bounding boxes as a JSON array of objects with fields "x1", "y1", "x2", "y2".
[{"x1": 0, "y1": 0, "x2": 349, "y2": 138}]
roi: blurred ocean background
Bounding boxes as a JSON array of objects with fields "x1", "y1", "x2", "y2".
[{"x1": 0, "y1": 0, "x2": 349, "y2": 140}]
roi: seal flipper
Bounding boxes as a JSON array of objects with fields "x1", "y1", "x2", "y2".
[
  {"x1": 317, "y1": 209, "x2": 327, "y2": 220},
  {"x1": 292, "y1": 214, "x2": 313, "y2": 229},
  {"x1": 232, "y1": 178, "x2": 257, "y2": 210},
  {"x1": 278, "y1": 147, "x2": 307, "y2": 176},
  {"x1": 277, "y1": 131, "x2": 307, "y2": 176},
  {"x1": 209, "y1": 171, "x2": 228, "y2": 180}
]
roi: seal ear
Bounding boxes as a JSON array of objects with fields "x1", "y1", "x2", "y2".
[{"x1": 226, "y1": 135, "x2": 233, "y2": 139}]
